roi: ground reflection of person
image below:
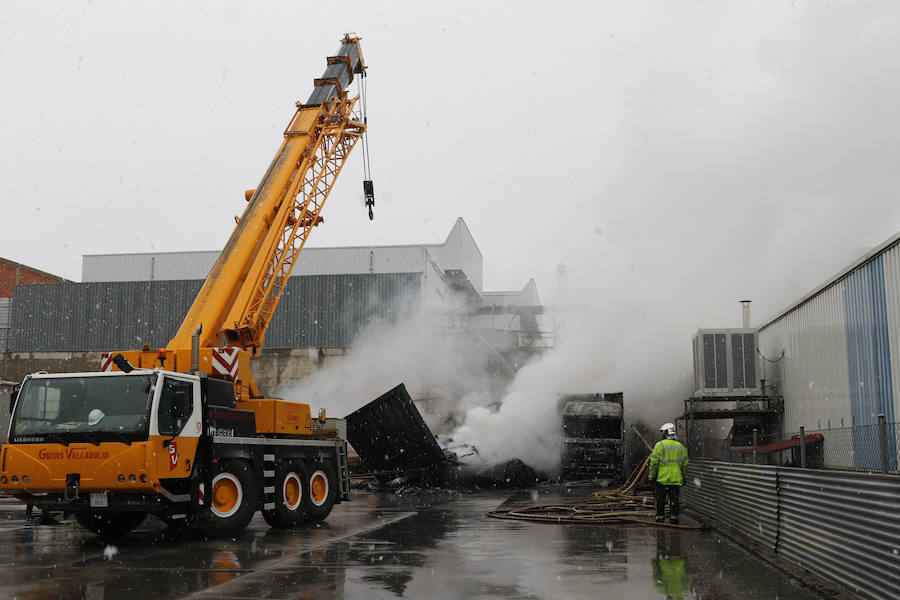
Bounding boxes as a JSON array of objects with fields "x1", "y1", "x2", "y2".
[{"x1": 652, "y1": 529, "x2": 693, "y2": 600}]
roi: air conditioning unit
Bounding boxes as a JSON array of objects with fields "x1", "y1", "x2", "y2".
[{"x1": 692, "y1": 328, "x2": 759, "y2": 396}]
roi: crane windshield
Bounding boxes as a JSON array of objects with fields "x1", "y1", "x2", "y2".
[{"x1": 10, "y1": 374, "x2": 156, "y2": 444}]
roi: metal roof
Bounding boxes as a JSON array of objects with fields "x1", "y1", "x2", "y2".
[{"x1": 562, "y1": 401, "x2": 624, "y2": 418}]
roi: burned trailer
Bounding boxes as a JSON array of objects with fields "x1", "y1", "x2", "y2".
[
  {"x1": 345, "y1": 384, "x2": 453, "y2": 484},
  {"x1": 560, "y1": 393, "x2": 625, "y2": 481}
]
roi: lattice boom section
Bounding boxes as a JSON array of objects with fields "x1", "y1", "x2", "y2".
[{"x1": 239, "y1": 102, "x2": 364, "y2": 347}]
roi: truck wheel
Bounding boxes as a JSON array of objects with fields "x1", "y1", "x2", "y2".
[
  {"x1": 262, "y1": 461, "x2": 309, "y2": 528},
  {"x1": 75, "y1": 511, "x2": 146, "y2": 538},
  {"x1": 207, "y1": 459, "x2": 258, "y2": 536},
  {"x1": 305, "y1": 462, "x2": 336, "y2": 522}
]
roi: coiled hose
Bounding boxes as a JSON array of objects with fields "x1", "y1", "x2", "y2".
[{"x1": 486, "y1": 455, "x2": 702, "y2": 530}]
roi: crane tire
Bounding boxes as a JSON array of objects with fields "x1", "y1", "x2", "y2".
[
  {"x1": 206, "y1": 459, "x2": 258, "y2": 536},
  {"x1": 263, "y1": 461, "x2": 310, "y2": 528},
  {"x1": 305, "y1": 461, "x2": 337, "y2": 522},
  {"x1": 75, "y1": 511, "x2": 146, "y2": 539}
]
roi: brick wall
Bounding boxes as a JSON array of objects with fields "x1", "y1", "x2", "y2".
[{"x1": 0, "y1": 258, "x2": 67, "y2": 297}]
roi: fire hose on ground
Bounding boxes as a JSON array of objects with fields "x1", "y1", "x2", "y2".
[{"x1": 486, "y1": 455, "x2": 704, "y2": 530}]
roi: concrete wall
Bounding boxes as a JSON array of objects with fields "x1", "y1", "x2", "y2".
[
  {"x1": 0, "y1": 351, "x2": 102, "y2": 383},
  {"x1": 249, "y1": 347, "x2": 347, "y2": 395}
]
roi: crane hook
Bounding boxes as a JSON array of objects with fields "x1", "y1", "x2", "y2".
[{"x1": 363, "y1": 179, "x2": 375, "y2": 220}]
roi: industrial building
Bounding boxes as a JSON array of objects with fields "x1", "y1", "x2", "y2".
[
  {"x1": 3, "y1": 219, "x2": 548, "y2": 392},
  {"x1": 756, "y1": 231, "x2": 900, "y2": 470},
  {"x1": 681, "y1": 232, "x2": 900, "y2": 471},
  {"x1": 0, "y1": 258, "x2": 68, "y2": 352}
]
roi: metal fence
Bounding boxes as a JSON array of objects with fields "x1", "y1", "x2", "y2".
[
  {"x1": 689, "y1": 418, "x2": 900, "y2": 474},
  {"x1": 684, "y1": 459, "x2": 900, "y2": 600}
]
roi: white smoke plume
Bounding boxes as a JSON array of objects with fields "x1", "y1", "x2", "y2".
[
  {"x1": 282, "y1": 281, "x2": 638, "y2": 475},
  {"x1": 284, "y1": 2, "x2": 900, "y2": 476},
  {"x1": 281, "y1": 289, "x2": 501, "y2": 434}
]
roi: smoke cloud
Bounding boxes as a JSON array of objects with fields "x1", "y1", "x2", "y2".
[
  {"x1": 277, "y1": 3, "x2": 900, "y2": 475},
  {"x1": 282, "y1": 283, "x2": 639, "y2": 474},
  {"x1": 296, "y1": 4, "x2": 900, "y2": 473}
]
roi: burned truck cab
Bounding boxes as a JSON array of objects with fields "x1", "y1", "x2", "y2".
[{"x1": 560, "y1": 393, "x2": 624, "y2": 481}]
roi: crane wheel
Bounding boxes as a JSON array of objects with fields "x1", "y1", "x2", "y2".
[
  {"x1": 75, "y1": 511, "x2": 146, "y2": 539},
  {"x1": 207, "y1": 459, "x2": 258, "y2": 536},
  {"x1": 305, "y1": 461, "x2": 337, "y2": 522},
  {"x1": 262, "y1": 461, "x2": 310, "y2": 528}
]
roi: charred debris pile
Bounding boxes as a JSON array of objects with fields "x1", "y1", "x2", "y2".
[{"x1": 345, "y1": 384, "x2": 541, "y2": 491}]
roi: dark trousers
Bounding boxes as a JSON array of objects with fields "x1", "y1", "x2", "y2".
[{"x1": 654, "y1": 482, "x2": 680, "y2": 521}]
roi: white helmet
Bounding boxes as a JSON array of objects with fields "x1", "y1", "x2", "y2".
[
  {"x1": 660, "y1": 422, "x2": 676, "y2": 437},
  {"x1": 88, "y1": 408, "x2": 105, "y2": 426}
]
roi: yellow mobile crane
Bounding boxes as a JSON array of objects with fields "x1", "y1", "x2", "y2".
[{"x1": 0, "y1": 35, "x2": 371, "y2": 537}]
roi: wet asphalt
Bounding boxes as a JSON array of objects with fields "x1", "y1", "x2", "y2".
[{"x1": 0, "y1": 490, "x2": 830, "y2": 600}]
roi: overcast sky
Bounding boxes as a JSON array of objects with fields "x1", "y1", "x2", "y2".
[{"x1": 3, "y1": 1, "x2": 900, "y2": 344}]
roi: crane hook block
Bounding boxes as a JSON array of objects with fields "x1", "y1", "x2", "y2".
[{"x1": 363, "y1": 179, "x2": 375, "y2": 221}]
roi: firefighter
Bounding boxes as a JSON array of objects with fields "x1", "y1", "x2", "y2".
[{"x1": 648, "y1": 422, "x2": 688, "y2": 524}]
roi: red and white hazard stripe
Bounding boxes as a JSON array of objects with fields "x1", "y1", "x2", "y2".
[
  {"x1": 211, "y1": 347, "x2": 240, "y2": 379},
  {"x1": 100, "y1": 353, "x2": 113, "y2": 372}
]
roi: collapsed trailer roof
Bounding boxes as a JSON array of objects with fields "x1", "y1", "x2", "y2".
[
  {"x1": 563, "y1": 401, "x2": 623, "y2": 419},
  {"x1": 345, "y1": 383, "x2": 446, "y2": 474}
]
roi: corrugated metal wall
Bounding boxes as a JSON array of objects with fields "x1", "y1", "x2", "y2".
[
  {"x1": 263, "y1": 273, "x2": 422, "y2": 348},
  {"x1": 80, "y1": 220, "x2": 485, "y2": 290},
  {"x1": 685, "y1": 459, "x2": 900, "y2": 600},
  {"x1": 0, "y1": 297, "x2": 10, "y2": 352},
  {"x1": 82, "y1": 247, "x2": 431, "y2": 282},
  {"x1": 759, "y1": 284, "x2": 852, "y2": 433},
  {"x1": 683, "y1": 461, "x2": 779, "y2": 550},
  {"x1": 758, "y1": 234, "x2": 900, "y2": 470},
  {"x1": 291, "y1": 246, "x2": 432, "y2": 277},
  {"x1": 844, "y1": 256, "x2": 894, "y2": 426},
  {"x1": 10, "y1": 280, "x2": 202, "y2": 351},
  {"x1": 9, "y1": 274, "x2": 422, "y2": 351},
  {"x1": 883, "y1": 244, "x2": 900, "y2": 425},
  {"x1": 82, "y1": 251, "x2": 219, "y2": 282},
  {"x1": 844, "y1": 257, "x2": 896, "y2": 468}
]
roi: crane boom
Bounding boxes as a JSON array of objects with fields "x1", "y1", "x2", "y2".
[
  {"x1": 169, "y1": 35, "x2": 366, "y2": 353},
  {"x1": 1, "y1": 35, "x2": 365, "y2": 540}
]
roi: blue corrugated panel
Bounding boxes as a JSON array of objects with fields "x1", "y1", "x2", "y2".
[{"x1": 843, "y1": 256, "x2": 896, "y2": 469}]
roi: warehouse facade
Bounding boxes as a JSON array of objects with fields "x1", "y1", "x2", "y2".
[
  {"x1": 0, "y1": 258, "x2": 68, "y2": 352},
  {"x1": 7, "y1": 219, "x2": 544, "y2": 355},
  {"x1": 757, "y1": 231, "x2": 900, "y2": 469}
]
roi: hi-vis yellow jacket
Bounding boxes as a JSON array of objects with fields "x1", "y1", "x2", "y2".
[{"x1": 649, "y1": 438, "x2": 689, "y2": 486}]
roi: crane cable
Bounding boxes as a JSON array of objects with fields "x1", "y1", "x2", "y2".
[
  {"x1": 357, "y1": 73, "x2": 375, "y2": 220},
  {"x1": 356, "y1": 73, "x2": 373, "y2": 182},
  {"x1": 486, "y1": 455, "x2": 703, "y2": 530}
]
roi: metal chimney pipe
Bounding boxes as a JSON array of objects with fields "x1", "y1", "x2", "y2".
[{"x1": 740, "y1": 300, "x2": 752, "y2": 328}]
